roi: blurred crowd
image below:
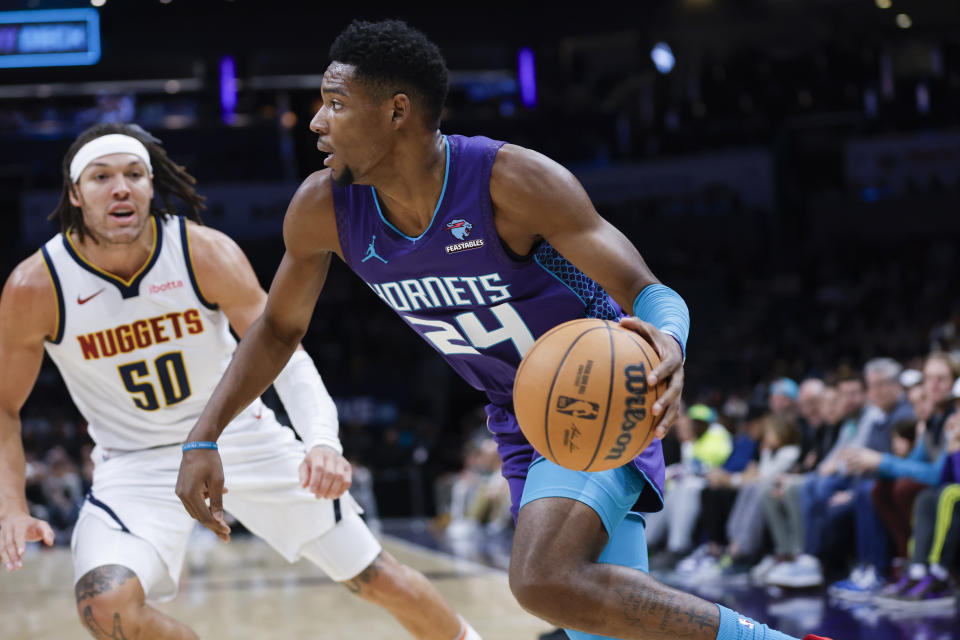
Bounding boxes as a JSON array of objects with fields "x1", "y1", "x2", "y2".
[{"x1": 647, "y1": 348, "x2": 960, "y2": 614}]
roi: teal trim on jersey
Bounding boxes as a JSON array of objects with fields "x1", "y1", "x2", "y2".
[
  {"x1": 370, "y1": 135, "x2": 450, "y2": 242},
  {"x1": 40, "y1": 245, "x2": 65, "y2": 344},
  {"x1": 533, "y1": 251, "x2": 587, "y2": 306}
]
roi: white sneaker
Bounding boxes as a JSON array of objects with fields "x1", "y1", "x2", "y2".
[
  {"x1": 765, "y1": 554, "x2": 824, "y2": 588},
  {"x1": 675, "y1": 544, "x2": 711, "y2": 575},
  {"x1": 750, "y1": 555, "x2": 779, "y2": 584},
  {"x1": 828, "y1": 565, "x2": 883, "y2": 601}
]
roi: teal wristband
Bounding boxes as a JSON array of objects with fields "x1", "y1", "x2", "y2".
[
  {"x1": 632, "y1": 283, "x2": 690, "y2": 359},
  {"x1": 182, "y1": 441, "x2": 218, "y2": 452}
]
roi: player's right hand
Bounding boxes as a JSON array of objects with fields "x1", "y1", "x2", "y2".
[
  {"x1": 175, "y1": 449, "x2": 232, "y2": 542},
  {"x1": 0, "y1": 511, "x2": 54, "y2": 572}
]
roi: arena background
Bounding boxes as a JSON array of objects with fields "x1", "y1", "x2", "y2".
[{"x1": 2, "y1": 1, "x2": 960, "y2": 638}]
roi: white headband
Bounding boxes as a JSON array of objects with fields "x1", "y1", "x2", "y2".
[{"x1": 69, "y1": 134, "x2": 154, "y2": 183}]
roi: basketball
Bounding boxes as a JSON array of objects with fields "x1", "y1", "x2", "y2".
[{"x1": 513, "y1": 318, "x2": 665, "y2": 472}]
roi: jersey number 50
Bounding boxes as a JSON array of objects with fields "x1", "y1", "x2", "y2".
[{"x1": 117, "y1": 351, "x2": 192, "y2": 411}]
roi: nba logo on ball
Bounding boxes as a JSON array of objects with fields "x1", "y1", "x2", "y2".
[
  {"x1": 555, "y1": 396, "x2": 599, "y2": 420},
  {"x1": 513, "y1": 319, "x2": 667, "y2": 472}
]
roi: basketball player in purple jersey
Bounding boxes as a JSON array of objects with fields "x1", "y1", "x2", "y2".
[{"x1": 177, "y1": 20, "x2": 833, "y2": 640}]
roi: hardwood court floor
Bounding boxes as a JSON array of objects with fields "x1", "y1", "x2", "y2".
[{"x1": 2, "y1": 529, "x2": 553, "y2": 639}]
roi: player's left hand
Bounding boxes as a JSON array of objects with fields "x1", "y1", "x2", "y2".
[
  {"x1": 299, "y1": 446, "x2": 352, "y2": 500},
  {"x1": 619, "y1": 316, "x2": 684, "y2": 439},
  {"x1": 176, "y1": 448, "x2": 232, "y2": 543}
]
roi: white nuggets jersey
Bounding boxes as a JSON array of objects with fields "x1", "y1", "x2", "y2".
[{"x1": 40, "y1": 215, "x2": 261, "y2": 451}]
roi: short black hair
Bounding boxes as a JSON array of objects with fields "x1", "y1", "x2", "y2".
[{"x1": 329, "y1": 19, "x2": 448, "y2": 129}]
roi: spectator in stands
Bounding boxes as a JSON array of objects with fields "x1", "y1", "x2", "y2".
[
  {"x1": 440, "y1": 437, "x2": 511, "y2": 540},
  {"x1": 677, "y1": 415, "x2": 801, "y2": 579},
  {"x1": 769, "y1": 378, "x2": 799, "y2": 417},
  {"x1": 845, "y1": 354, "x2": 957, "y2": 574},
  {"x1": 40, "y1": 446, "x2": 84, "y2": 538},
  {"x1": 796, "y1": 378, "x2": 829, "y2": 472},
  {"x1": 760, "y1": 376, "x2": 869, "y2": 588},
  {"x1": 826, "y1": 358, "x2": 916, "y2": 600},
  {"x1": 758, "y1": 383, "x2": 844, "y2": 587},
  {"x1": 874, "y1": 401, "x2": 960, "y2": 610},
  {"x1": 645, "y1": 404, "x2": 732, "y2": 563}
]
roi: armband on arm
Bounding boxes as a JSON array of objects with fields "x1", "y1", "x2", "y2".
[
  {"x1": 632, "y1": 283, "x2": 690, "y2": 360},
  {"x1": 272, "y1": 350, "x2": 342, "y2": 454}
]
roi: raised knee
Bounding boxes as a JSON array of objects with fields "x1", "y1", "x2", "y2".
[
  {"x1": 75, "y1": 566, "x2": 143, "y2": 640},
  {"x1": 508, "y1": 561, "x2": 572, "y2": 620}
]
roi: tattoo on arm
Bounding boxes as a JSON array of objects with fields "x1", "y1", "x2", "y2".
[
  {"x1": 81, "y1": 606, "x2": 129, "y2": 640},
  {"x1": 342, "y1": 553, "x2": 382, "y2": 595},
  {"x1": 614, "y1": 583, "x2": 717, "y2": 639},
  {"x1": 75, "y1": 565, "x2": 136, "y2": 604}
]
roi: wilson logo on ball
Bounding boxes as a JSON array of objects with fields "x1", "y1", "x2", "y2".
[
  {"x1": 555, "y1": 396, "x2": 599, "y2": 420},
  {"x1": 606, "y1": 363, "x2": 649, "y2": 461}
]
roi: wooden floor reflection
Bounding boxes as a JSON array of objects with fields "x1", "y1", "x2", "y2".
[{"x1": 2, "y1": 531, "x2": 553, "y2": 639}]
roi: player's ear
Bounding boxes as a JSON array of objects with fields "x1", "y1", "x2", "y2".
[
  {"x1": 390, "y1": 92, "x2": 411, "y2": 129},
  {"x1": 68, "y1": 183, "x2": 82, "y2": 208}
]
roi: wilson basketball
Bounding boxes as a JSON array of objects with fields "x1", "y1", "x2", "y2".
[{"x1": 513, "y1": 318, "x2": 665, "y2": 472}]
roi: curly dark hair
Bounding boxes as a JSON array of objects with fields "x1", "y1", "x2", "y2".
[
  {"x1": 329, "y1": 19, "x2": 448, "y2": 129},
  {"x1": 51, "y1": 123, "x2": 205, "y2": 241}
]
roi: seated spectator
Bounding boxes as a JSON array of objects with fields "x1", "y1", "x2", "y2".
[
  {"x1": 645, "y1": 403, "x2": 733, "y2": 562},
  {"x1": 759, "y1": 375, "x2": 870, "y2": 587},
  {"x1": 845, "y1": 354, "x2": 957, "y2": 575},
  {"x1": 759, "y1": 383, "x2": 845, "y2": 587},
  {"x1": 40, "y1": 446, "x2": 84, "y2": 538},
  {"x1": 678, "y1": 415, "x2": 801, "y2": 578},
  {"x1": 796, "y1": 378, "x2": 829, "y2": 472},
  {"x1": 826, "y1": 358, "x2": 916, "y2": 600},
  {"x1": 874, "y1": 405, "x2": 960, "y2": 610},
  {"x1": 769, "y1": 377, "x2": 799, "y2": 418},
  {"x1": 440, "y1": 437, "x2": 511, "y2": 539}
]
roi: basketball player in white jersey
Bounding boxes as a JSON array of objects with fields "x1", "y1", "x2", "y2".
[{"x1": 0, "y1": 123, "x2": 480, "y2": 640}]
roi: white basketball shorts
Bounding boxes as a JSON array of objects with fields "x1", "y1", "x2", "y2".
[{"x1": 72, "y1": 414, "x2": 381, "y2": 601}]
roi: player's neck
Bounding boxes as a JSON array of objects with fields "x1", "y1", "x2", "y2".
[
  {"x1": 70, "y1": 219, "x2": 156, "y2": 281},
  {"x1": 369, "y1": 132, "x2": 446, "y2": 237}
]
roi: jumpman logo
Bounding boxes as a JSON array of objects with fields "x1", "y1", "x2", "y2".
[{"x1": 362, "y1": 235, "x2": 388, "y2": 263}]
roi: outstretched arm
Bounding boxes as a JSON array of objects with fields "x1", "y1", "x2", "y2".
[
  {"x1": 490, "y1": 145, "x2": 688, "y2": 433},
  {"x1": 0, "y1": 254, "x2": 59, "y2": 571},
  {"x1": 176, "y1": 171, "x2": 343, "y2": 537},
  {"x1": 184, "y1": 220, "x2": 350, "y2": 504}
]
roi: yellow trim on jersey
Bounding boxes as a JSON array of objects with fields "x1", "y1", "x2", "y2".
[
  {"x1": 183, "y1": 221, "x2": 214, "y2": 306},
  {"x1": 66, "y1": 216, "x2": 159, "y2": 288},
  {"x1": 39, "y1": 250, "x2": 61, "y2": 343}
]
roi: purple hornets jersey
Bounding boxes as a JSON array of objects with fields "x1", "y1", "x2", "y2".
[{"x1": 332, "y1": 134, "x2": 664, "y2": 513}]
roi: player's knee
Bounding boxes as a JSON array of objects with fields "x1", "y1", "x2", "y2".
[
  {"x1": 75, "y1": 566, "x2": 145, "y2": 639},
  {"x1": 508, "y1": 560, "x2": 572, "y2": 620},
  {"x1": 341, "y1": 552, "x2": 413, "y2": 606}
]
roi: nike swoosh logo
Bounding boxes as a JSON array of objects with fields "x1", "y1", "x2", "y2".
[{"x1": 77, "y1": 288, "x2": 106, "y2": 305}]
